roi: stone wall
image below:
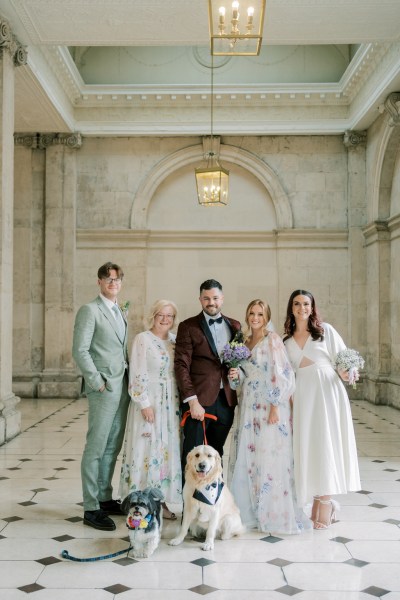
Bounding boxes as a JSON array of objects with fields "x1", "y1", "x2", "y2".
[{"x1": 11, "y1": 131, "x2": 399, "y2": 406}]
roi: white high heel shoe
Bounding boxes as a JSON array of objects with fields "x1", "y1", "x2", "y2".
[{"x1": 313, "y1": 499, "x2": 339, "y2": 530}]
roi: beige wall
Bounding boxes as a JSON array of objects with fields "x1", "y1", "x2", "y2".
[{"x1": 12, "y1": 130, "x2": 400, "y2": 407}]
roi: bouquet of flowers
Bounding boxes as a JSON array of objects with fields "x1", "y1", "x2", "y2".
[
  {"x1": 220, "y1": 332, "x2": 251, "y2": 368},
  {"x1": 334, "y1": 348, "x2": 365, "y2": 388}
]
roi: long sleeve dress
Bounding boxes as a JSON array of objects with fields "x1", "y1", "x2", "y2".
[
  {"x1": 118, "y1": 330, "x2": 182, "y2": 504},
  {"x1": 284, "y1": 323, "x2": 361, "y2": 507},
  {"x1": 229, "y1": 332, "x2": 309, "y2": 534}
]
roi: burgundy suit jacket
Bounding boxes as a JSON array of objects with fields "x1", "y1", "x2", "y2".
[{"x1": 174, "y1": 312, "x2": 241, "y2": 408}]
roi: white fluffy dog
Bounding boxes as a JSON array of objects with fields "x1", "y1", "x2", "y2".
[
  {"x1": 169, "y1": 445, "x2": 244, "y2": 551},
  {"x1": 122, "y1": 487, "x2": 163, "y2": 558}
]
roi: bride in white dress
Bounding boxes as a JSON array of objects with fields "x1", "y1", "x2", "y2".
[
  {"x1": 118, "y1": 300, "x2": 182, "y2": 520},
  {"x1": 228, "y1": 299, "x2": 310, "y2": 534},
  {"x1": 283, "y1": 290, "x2": 361, "y2": 529}
]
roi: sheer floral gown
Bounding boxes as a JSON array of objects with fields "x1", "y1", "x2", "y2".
[
  {"x1": 118, "y1": 331, "x2": 182, "y2": 504},
  {"x1": 229, "y1": 332, "x2": 309, "y2": 534}
]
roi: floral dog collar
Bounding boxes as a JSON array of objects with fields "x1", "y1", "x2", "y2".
[{"x1": 127, "y1": 514, "x2": 152, "y2": 530}]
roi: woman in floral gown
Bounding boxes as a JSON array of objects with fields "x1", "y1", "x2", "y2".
[
  {"x1": 228, "y1": 299, "x2": 309, "y2": 534},
  {"x1": 118, "y1": 300, "x2": 182, "y2": 519}
]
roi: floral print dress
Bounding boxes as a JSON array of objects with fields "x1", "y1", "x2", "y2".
[
  {"x1": 229, "y1": 332, "x2": 309, "y2": 534},
  {"x1": 118, "y1": 331, "x2": 182, "y2": 503}
]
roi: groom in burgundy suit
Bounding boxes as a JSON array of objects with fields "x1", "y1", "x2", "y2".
[{"x1": 174, "y1": 279, "x2": 241, "y2": 469}]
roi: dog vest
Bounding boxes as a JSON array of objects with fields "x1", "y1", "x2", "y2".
[{"x1": 193, "y1": 480, "x2": 224, "y2": 505}]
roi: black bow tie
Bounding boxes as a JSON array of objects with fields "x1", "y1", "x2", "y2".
[
  {"x1": 209, "y1": 316, "x2": 223, "y2": 326},
  {"x1": 205, "y1": 482, "x2": 218, "y2": 490}
]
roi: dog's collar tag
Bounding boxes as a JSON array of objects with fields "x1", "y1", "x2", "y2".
[{"x1": 193, "y1": 480, "x2": 224, "y2": 505}]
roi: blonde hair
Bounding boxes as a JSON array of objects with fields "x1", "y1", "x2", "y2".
[
  {"x1": 243, "y1": 299, "x2": 272, "y2": 340},
  {"x1": 145, "y1": 299, "x2": 178, "y2": 330}
]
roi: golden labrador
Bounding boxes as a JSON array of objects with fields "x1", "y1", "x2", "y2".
[{"x1": 169, "y1": 445, "x2": 244, "y2": 551}]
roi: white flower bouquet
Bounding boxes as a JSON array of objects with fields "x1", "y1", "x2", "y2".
[{"x1": 334, "y1": 348, "x2": 365, "y2": 388}]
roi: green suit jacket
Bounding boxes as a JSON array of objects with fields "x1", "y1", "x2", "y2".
[{"x1": 72, "y1": 296, "x2": 128, "y2": 394}]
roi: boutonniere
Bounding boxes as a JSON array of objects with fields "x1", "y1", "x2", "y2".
[{"x1": 119, "y1": 300, "x2": 130, "y2": 316}]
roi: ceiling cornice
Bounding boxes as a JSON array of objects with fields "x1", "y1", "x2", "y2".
[{"x1": 14, "y1": 41, "x2": 400, "y2": 135}]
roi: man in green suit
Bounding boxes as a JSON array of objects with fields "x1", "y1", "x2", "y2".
[{"x1": 72, "y1": 261, "x2": 130, "y2": 531}]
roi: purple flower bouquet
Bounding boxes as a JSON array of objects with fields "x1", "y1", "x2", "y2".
[{"x1": 220, "y1": 332, "x2": 251, "y2": 368}]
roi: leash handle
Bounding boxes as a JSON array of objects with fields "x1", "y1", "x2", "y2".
[{"x1": 180, "y1": 409, "x2": 218, "y2": 445}]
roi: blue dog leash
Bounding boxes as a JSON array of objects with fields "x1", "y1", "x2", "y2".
[
  {"x1": 61, "y1": 515, "x2": 155, "y2": 561},
  {"x1": 61, "y1": 546, "x2": 133, "y2": 562}
]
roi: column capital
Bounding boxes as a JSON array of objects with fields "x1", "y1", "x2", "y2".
[
  {"x1": 0, "y1": 15, "x2": 27, "y2": 67},
  {"x1": 384, "y1": 91, "x2": 400, "y2": 127},
  {"x1": 343, "y1": 130, "x2": 367, "y2": 147},
  {"x1": 14, "y1": 132, "x2": 82, "y2": 149},
  {"x1": 362, "y1": 220, "x2": 390, "y2": 245}
]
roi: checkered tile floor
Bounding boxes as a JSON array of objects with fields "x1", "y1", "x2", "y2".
[{"x1": 1, "y1": 398, "x2": 400, "y2": 599}]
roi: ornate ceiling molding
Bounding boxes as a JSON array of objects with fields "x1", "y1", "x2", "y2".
[{"x1": 26, "y1": 42, "x2": 391, "y2": 112}]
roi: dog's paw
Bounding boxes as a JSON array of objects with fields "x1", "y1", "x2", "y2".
[
  {"x1": 168, "y1": 537, "x2": 183, "y2": 546},
  {"x1": 201, "y1": 541, "x2": 214, "y2": 551}
]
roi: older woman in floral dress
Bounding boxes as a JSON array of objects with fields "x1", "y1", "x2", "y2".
[{"x1": 118, "y1": 300, "x2": 182, "y2": 519}]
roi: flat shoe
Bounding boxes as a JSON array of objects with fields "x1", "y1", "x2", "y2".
[{"x1": 84, "y1": 509, "x2": 116, "y2": 531}]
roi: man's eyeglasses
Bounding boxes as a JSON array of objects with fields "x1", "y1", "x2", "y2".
[
  {"x1": 156, "y1": 313, "x2": 174, "y2": 320},
  {"x1": 102, "y1": 277, "x2": 122, "y2": 284}
]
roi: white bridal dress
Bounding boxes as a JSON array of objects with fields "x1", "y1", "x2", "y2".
[
  {"x1": 118, "y1": 330, "x2": 182, "y2": 503},
  {"x1": 229, "y1": 332, "x2": 309, "y2": 534},
  {"x1": 284, "y1": 323, "x2": 361, "y2": 507}
]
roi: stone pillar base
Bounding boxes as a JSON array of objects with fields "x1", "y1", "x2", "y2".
[
  {"x1": 364, "y1": 375, "x2": 400, "y2": 408},
  {"x1": 13, "y1": 371, "x2": 81, "y2": 399},
  {"x1": 37, "y1": 380, "x2": 81, "y2": 399},
  {"x1": 0, "y1": 392, "x2": 21, "y2": 445}
]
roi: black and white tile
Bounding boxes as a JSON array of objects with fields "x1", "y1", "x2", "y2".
[{"x1": 0, "y1": 398, "x2": 400, "y2": 599}]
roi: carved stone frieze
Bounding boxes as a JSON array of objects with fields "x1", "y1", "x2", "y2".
[
  {"x1": 14, "y1": 133, "x2": 82, "y2": 149},
  {"x1": 14, "y1": 134, "x2": 36, "y2": 148},
  {"x1": 384, "y1": 92, "x2": 400, "y2": 127},
  {"x1": 343, "y1": 130, "x2": 367, "y2": 147},
  {"x1": 0, "y1": 15, "x2": 27, "y2": 67}
]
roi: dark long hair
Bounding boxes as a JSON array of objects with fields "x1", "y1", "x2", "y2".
[{"x1": 283, "y1": 289, "x2": 324, "y2": 341}]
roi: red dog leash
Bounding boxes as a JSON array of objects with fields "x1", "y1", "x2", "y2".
[{"x1": 180, "y1": 410, "x2": 217, "y2": 446}]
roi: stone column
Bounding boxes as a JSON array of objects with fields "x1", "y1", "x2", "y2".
[
  {"x1": 343, "y1": 130, "x2": 367, "y2": 397},
  {"x1": 13, "y1": 136, "x2": 45, "y2": 398},
  {"x1": 37, "y1": 133, "x2": 82, "y2": 398},
  {"x1": 0, "y1": 18, "x2": 27, "y2": 443},
  {"x1": 362, "y1": 221, "x2": 391, "y2": 404},
  {"x1": 361, "y1": 94, "x2": 400, "y2": 405}
]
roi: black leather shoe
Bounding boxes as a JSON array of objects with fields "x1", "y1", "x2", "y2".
[
  {"x1": 84, "y1": 509, "x2": 116, "y2": 531},
  {"x1": 99, "y1": 499, "x2": 124, "y2": 515}
]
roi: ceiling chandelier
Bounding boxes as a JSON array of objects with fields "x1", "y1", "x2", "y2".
[
  {"x1": 195, "y1": 55, "x2": 229, "y2": 207},
  {"x1": 208, "y1": 0, "x2": 266, "y2": 56}
]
